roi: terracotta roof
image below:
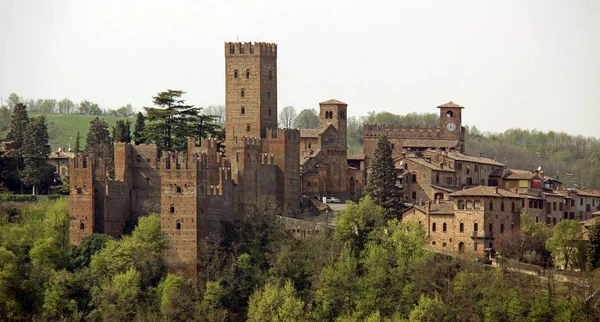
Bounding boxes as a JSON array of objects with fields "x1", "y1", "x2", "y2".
[
  {"x1": 320, "y1": 99, "x2": 347, "y2": 105},
  {"x1": 576, "y1": 190, "x2": 599, "y2": 197},
  {"x1": 430, "y1": 202, "x2": 455, "y2": 214},
  {"x1": 49, "y1": 151, "x2": 75, "y2": 159},
  {"x1": 502, "y1": 169, "x2": 538, "y2": 180},
  {"x1": 401, "y1": 139, "x2": 461, "y2": 148},
  {"x1": 347, "y1": 153, "x2": 365, "y2": 160},
  {"x1": 449, "y1": 186, "x2": 523, "y2": 198},
  {"x1": 431, "y1": 184, "x2": 460, "y2": 193},
  {"x1": 320, "y1": 123, "x2": 339, "y2": 135},
  {"x1": 300, "y1": 129, "x2": 320, "y2": 138},
  {"x1": 592, "y1": 210, "x2": 600, "y2": 216},
  {"x1": 437, "y1": 101, "x2": 464, "y2": 108},
  {"x1": 445, "y1": 152, "x2": 503, "y2": 166},
  {"x1": 402, "y1": 157, "x2": 456, "y2": 172}
]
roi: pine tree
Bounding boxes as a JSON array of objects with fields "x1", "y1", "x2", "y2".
[
  {"x1": 133, "y1": 112, "x2": 145, "y2": 144},
  {"x1": 365, "y1": 135, "x2": 402, "y2": 218},
  {"x1": 143, "y1": 90, "x2": 218, "y2": 152},
  {"x1": 5, "y1": 103, "x2": 29, "y2": 157},
  {"x1": 74, "y1": 131, "x2": 81, "y2": 153},
  {"x1": 21, "y1": 116, "x2": 51, "y2": 194},
  {"x1": 85, "y1": 117, "x2": 114, "y2": 177},
  {"x1": 587, "y1": 221, "x2": 600, "y2": 271},
  {"x1": 112, "y1": 120, "x2": 131, "y2": 143}
]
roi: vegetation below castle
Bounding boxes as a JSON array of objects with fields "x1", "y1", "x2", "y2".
[{"x1": 1, "y1": 197, "x2": 599, "y2": 321}]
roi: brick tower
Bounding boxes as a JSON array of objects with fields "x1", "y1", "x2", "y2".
[
  {"x1": 225, "y1": 42, "x2": 277, "y2": 141},
  {"x1": 437, "y1": 101, "x2": 463, "y2": 141},
  {"x1": 319, "y1": 99, "x2": 348, "y2": 148}
]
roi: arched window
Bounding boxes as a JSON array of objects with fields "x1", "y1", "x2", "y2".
[
  {"x1": 459, "y1": 222, "x2": 464, "y2": 232},
  {"x1": 432, "y1": 223, "x2": 436, "y2": 232},
  {"x1": 474, "y1": 222, "x2": 478, "y2": 232},
  {"x1": 80, "y1": 221, "x2": 85, "y2": 230},
  {"x1": 458, "y1": 242, "x2": 465, "y2": 254},
  {"x1": 404, "y1": 163, "x2": 408, "y2": 170},
  {"x1": 176, "y1": 222, "x2": 181, "y2": 230},
  {"x1": 446, "y1": 111, "x2": 454, "y2": 117},
  {"x1": 241, "y1": 88, "x2": 245, "y2": 97},
  {"x1": 443, "y1": 223, "x2": 447, "y2": 232},
  {"x1": 489, "y1": 200, "x2": 494, "y2": 211},
  {"x1": 241, "y1": 107, "x2": 245, "y2": 115},
  {"x1": 246, "y1": 69, "x2": 250, "y2": 78},
  {"x1": 489, "y1": 222, "x2": 493, "y2": 233},
  {"x1": 412, "y1": 174, "x2": 417, "y2": 183},
  {"x1": 234, "y1": 70, "x2": 238, "y2": 78}
]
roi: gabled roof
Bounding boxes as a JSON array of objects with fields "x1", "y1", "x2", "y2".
[
  {"x1": 399, "y1": 157, "x2": 456, "y2": 172},
  {"x1": 320, "y1": 99, "x2": 347, "y2": 105},
  {"x1": 320, "y1": 123, "x2": 339, "y2": 135},
  {"x1": 299, "y1": 129, "x2": 320, "y2": 138},
  {"x1": 445, "y1": 152, "x2": 504, "y2": 166},
  {"x1": 449, "y1": 186, "x2": 523, "y2": 198},
  {"x1": 437, "y1": 101, "x2": 464, "y2": 108},
  {"x1": 502, "y1": 169, "x2": 538, "y2": 180},
  {"x1": 401, "y1": 139, "x2": 461, "y2": 148},
  {"x1": 347, "y1": 153, "x2": 365, "y2": 161}
]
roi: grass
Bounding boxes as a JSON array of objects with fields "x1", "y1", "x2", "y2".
[{"x1": 31, "y1": 114, "x2": 130, "y2": 151}]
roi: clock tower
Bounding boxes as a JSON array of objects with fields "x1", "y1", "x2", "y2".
[{"x1": 438, "y1": 101, "x2": 463, "y2": 140}]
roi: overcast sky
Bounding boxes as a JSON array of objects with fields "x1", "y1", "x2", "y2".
[{"x1": 1, "y1": 0, "x2": 598, "y2": 137}]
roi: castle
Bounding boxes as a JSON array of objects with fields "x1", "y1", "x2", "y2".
[{"x1": 69, "y1": 42, "x2": 350, "y2": 279}]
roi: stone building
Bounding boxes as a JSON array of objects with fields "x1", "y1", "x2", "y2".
[{"x1": 363, "y1": 101, "x2": 466, "y2": 169}]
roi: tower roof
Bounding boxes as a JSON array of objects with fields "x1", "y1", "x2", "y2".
[
  {"x1": 437, "y1": 101, "x2": 464, "y2": 109},
  {"x1": 320, "y1": 99, "x2": 347, "y2": 105}
]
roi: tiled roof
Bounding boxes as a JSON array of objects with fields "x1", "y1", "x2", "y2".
[
  {"x1": 401, "y1": 139, "x2": 461, "y2": 148},
  {"x1": 300, "y1": 129, "x2": 320, "y2": 138},
  {"x1": 446, "y1": 152, "x2": 504, "y2": 166},
  {"x1": 49, "y1": 151, "x2": 75, "y2": 159},
  {"x1": 320, "y1": 99, "x2": 347, "y2": 105},
  {"x1": 320, "y1": 123, "x2": 339, "y2": 135},
  {"x1": 398, "y1": 156, "x2": 456, "y2": 172},
  {"x1": 489, "y1": 168, "x2": 504, "y2": 177},
  {"x1": 449, "y1": 186, "x2": 523, "y2": 198},
  {"x1": 437, "y1": 101, "x2": 464, "y2": 108},
  {"x1": 502, "y1": 169, "x2": 538, "y2": 180},
  {"x1": 347, "y1": 153, "x2": 365, "y2": 160},
  {"x1": 430, "y1": 202, "x2": 455, "y2": 214},
  {"x1": 576, "y1": 190, "x2": 599, "y2": 197},
  {"x1": 431, "y1": 184, "x2": 460, "y2": 193}
]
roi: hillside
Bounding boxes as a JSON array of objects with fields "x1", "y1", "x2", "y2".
[{"x1": 34, "y1": 114, "x2": 130, "y2": 151}]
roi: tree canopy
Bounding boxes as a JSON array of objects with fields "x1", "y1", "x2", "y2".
[
  {"x1": 365, "y1": 135, "x2": 402, "y2": 218},
  {"x1": 294, "y1": 108, "x2": 320, "y2": 129}
]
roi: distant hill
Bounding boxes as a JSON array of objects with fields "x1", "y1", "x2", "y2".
[{"x1": 35, "y1": 114, "x2": 130, "y2": 152}]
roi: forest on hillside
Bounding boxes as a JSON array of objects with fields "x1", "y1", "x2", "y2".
[{"x1": 1, "y1": 196, "x2": 599, "y2": 321}]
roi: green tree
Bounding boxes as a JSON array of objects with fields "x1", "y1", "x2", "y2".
[
  {"x1": 112, "y1": 119, "x2": 131, "y2": 143},
  {"x1": 40, "y1": 99, "x2": 57, "y2": 114},
  {"x1": 293, "y1": 108, "x2": 319, "y2": 129},
  {"x1": 42, "y1": 269, "x2": 78, "y2": 320},
  {"x1": 247, "y1": 279, "x2": 307, "y2": 322},
  {"x1": 57, "y1": 98, "x2": 75, "y2": 114},
  {"x1": 5, "y1": 102, "x2": 29, "y2": 157},
  {"x1": 546, "y1": 220, "x2": 584, "y2": 270},
  {"x1": 365, "y1": 135, "x2": 402, "y2": 218},
  {"x1": 159, "y1": 274, "x2": 195, "y2": 321},
  {"x1": 21, "y1": 116, "x2": 52, "y2": 194},
  {"x1": 92, "y1": 268, "x2": 141, "y2": 321},
  {"x1": 0, "y1": 105, "x2": 12, "y2": 132},
  {"x1": 278, "y1": 105, "x2": 297, "y2": 128},
  {"x1": 74, "y1": 130, "x2": 81, "y2": 153},
  {"x1": 6, "y1": 93, "x2": 21, "y2": 109},
  {"x1": 78, "y1": 100, "x2": 103, "y2": 115},
  {"x1": 143, "y1": 90, "x2": 204, "y2": 152},
  {"x1": 133, "y1": 112, "x2": 146, "y2": 144},
  {"x1": 409, "y1": 294, "x2": 447, "y2": 322},
  {"x1": 587, "y1": 220, "x2": 600, "y2": 271},
  {"x1": 85, "y1": 117, "x2": 113, "y2": 176},
  {"x1": 334, "y1": 196, "x2": 386, "y2": 250},
  {"x1": 70, "y1": 233, "x2": 114, "y2": 269}
]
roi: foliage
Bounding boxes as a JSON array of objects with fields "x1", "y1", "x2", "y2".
[
  {"x1": 496, "y1": 212, "x2": 553, "y2": 267},
  {"x1": 278, "y1": 105, "x2": 297, "y2": 129},
  {"x1": 143, "y1": 89, "x2": 219, "y2": 152},
  {"x1": 364, "y1": 135, "x2": 402, "y2": 218},
  {"x1": 85, "y1": 117, "x2": 114, "y2": 176},
  {"x1": 78, "y1": 100, "x2": 103, "y2": 116},
  {"x1": 546, "y1": 220, "x2": 585, "y2": 270},
  {"x1": 247, "y1": 279, "x2": 306, "y2": 321},
  {"x1": 105, "y1": 104, "x2": 134, "y2": 118},
  {"x1": 111, "y1": 119, "x2": 131, "y2": 143},
  {"x1": 293, "y1": 108, "x2": 319, "y2": 129},
  {"x1": 159, "y1": 274, "x2": 195, "y2": 321},
  {"x1": 133, "y1": 111, "x2": 146, "y2": 144},
  {"x1": 74, "y1": 130, "x2": 81, "y2": 153},
  {"x1": 334, "y1": 196, "x2": 386, "y2": 250},
  {"x1": 587, "y1": 220, "x2": 600, "y2": 271},
  {"x1": 5, "y1": 102, "x2": 29, "y2": 157},
  {"x1": 409, "y1": 294, "x2": 447, "y2": 322},
  {"x1": 21, "y1": 116, "x2": 53, "y2": 193},
  {"x1": 91, "y1": 268, "x2": 141, "y2": 321}
]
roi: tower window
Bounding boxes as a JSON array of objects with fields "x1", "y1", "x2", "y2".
[
  {"x1": 443, "y1": 223, "x2": 447, "y2": 232},
  {"x1": 246, "y1": 69, "x2": 250, "y2": 78},
  {"x1": 269, "y1": 71, "x2": 272, "y2": 80},
  {"x1": 446, "y1": 111, "x2": 454, "y2": 117},
  {"x1": 234, "y1": 70, "x2": 238, "y2": 78},
  {"x1": 176, "y1": 222, "x2": 181, "y2": 230},
  {"x1": 267, "y1": 91, "x2": 270, "y2": 98},
  {"x1": 391, "y1": 143, "x2": 395, "y2": 150},
  {"x1": 170, "y1": 205, "x2": 175, "y2": 213},
  {"x1": 241, "y1": 107, "x2": 245, "y2": 115},
  {"x1": 432, "y1": 223, "x2": 436, "y2": 232},
  {"x1": 268, "y1": 108, "x2": 271, "y2": 116},
  {"x1": 241, "y1": 89, "x2": 245, "y2": 97},
  {"x1": 459, "y1": 223, "x2": 464, "y2": 232},
  {"x1": 247, "y1": 124, "x2": 251, "y2": 132},
  {"x1": 176, "y1": 186, "x2": 182, "y2": 193},
  {"x1": 80, "y1": 221, "x2": 85, "y2": 230}
]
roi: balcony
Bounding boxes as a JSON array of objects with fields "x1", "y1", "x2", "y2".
[{"x1": 471, "y1": 231, "x2": 493, "y2": 239}]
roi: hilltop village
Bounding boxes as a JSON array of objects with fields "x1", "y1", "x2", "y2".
[{"x1": 67, "y1": 42, "x2": 600, "y2": 279}]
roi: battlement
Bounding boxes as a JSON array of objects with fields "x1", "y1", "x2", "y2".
[
  {"x1": 260, "y1": 153, "x2": 275, "y2": 165},
  {"x1": 225, "y1": 42, "x2": 277, "y2": 57},
  {"x1": 70, "y1": 153, "x2": 90, "y2": 169},
  {"x1": 188, "y1": 137, "x2": 219, "y2": 150},
  {"x1": 161, "y1": 152, "x2": 207, "y2": 171},
  {"x1": 229, "y1": 136, "x2": 263, "y2": 150},
  {"x1": 265, "y1": 128, "x2": 300, "y2": 142},
  {"x1": 363, "y1": 124, "x2": 442, "y2": 136}
]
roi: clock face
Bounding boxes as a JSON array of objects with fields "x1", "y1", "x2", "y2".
[{"x1": 447, "y1": 122, "x2": 457, "y2": 132}]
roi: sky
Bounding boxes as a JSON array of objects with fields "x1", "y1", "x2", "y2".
[{"x1": 1, "y1": 0, "x2": 599, "y2": 137}]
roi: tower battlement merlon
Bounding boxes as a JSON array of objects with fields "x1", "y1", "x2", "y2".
[{"x1": 224, "y1": 42, "x2": 277, "y2": 57}]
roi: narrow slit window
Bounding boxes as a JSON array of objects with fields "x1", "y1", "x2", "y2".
[
  {"x1": 234, "y1": 70, "x2": 238, "y2": 78},
  {"x1": 246, "y1": 69, "x2": 250, "y2": 78},
  {"x1": 241, "y1": 88, "x2": 245, "y2": 97},
  {"x1": 241, "y1": 107, "x2": 245, "y2": 115}
]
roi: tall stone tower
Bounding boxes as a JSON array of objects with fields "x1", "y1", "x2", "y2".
[
  {"x1": 437, "y1": 101, "x2": 463, "y2": 140},
  {"x1": 319, "y1": 99, "x2": 348, "y2": 148},
  {"x1": 225, "y1": 42, "x2": 277, "y2": 141}
]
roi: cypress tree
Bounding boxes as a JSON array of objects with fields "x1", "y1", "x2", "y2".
[
  {"x1": 365, "y1": 135, "x2": 402, "y2": 218},
  {"x1": 112, "y1": 120, "x2": 132, "y2": 143},
  {"x1": 133, "y1": 112, "x2": 145, "y2": 144},
  {"x1": 74, "y1": 131, "x2": 81, "y2": 153},
  {"x1": 5, "y1": 103, "x2": 29, "y2": 157},
  {"x1": 21, "y1": 116, "x2": 51, "y2": 194},
  {"x1": 85, "y1": 117, "x2": 114, "y2": 177},
  {"x1": 587, "y1": 221, "x2": 600, "y2": 271}
]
